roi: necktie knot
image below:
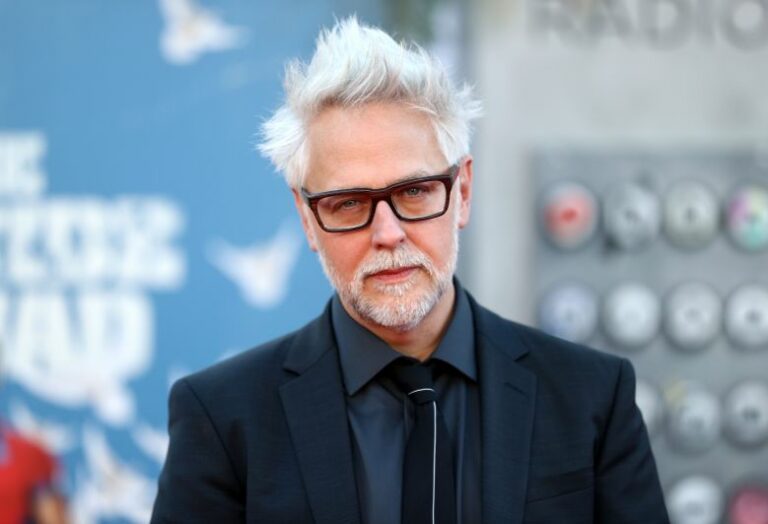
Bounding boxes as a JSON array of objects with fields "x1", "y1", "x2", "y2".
[{"x1": 388, "y1": 358, "x2": 436, "y2": 405}]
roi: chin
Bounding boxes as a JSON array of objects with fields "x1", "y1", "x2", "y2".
[
  {"x1": 353, "y1": 284, "x2": 444, "y2": 331},
  {"x1": 366, "y1": 278, "x2": 418, "y2": 297}
]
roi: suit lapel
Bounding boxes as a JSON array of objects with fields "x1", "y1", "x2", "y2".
[
  {"x1": 279, "y1": 307, "x2": 361, "y2": 524},
  {"x1": 472, "y1": 300, "x2": 537, "y2": 524},
  {"x1": 278, "y1": 292, "x2": 537, "y2": 524}
]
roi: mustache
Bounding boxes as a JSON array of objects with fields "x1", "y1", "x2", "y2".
[{"x1": 356, "y1": 247, "x2": 434, "y2": 279}]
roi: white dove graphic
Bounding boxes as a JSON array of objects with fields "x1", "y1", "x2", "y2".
[
  {"x1": 208, "y1": 223, "x2": 303, "y2": 309},
  {"x1": 8, "y1": 400, "x2": 76, "y2": 454},
  {"x1": 158, "y1": 0, "x2": 247, "y2": 65},
  {"x1": 72, "y1": 426, "x2": 157, "y2": 524}
]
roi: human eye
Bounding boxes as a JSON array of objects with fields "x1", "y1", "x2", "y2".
[
  {"x1": 321, "y1": 193, "x2": 368, "y2": 214},
  {"x1": 336, "y1": 198, "x2": 362, "y2": 211},
  {"x1": 398, "y1": 183, "x2": 432, "y2": 199}
]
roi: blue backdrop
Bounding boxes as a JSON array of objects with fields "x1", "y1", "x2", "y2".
[{"x1": 0, "y1": 1, "x2": 382, "y2": 522}]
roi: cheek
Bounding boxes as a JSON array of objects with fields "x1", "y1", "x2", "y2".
[
  {"x1": 430, "y1": 238, "x2": 456, "y2": 269},
  {"x1": 317, "y1": 234, "x2": 370, "y2": 276},
  {"x1": 407, "y1": 220, "x2": 457, "y2": 267}
]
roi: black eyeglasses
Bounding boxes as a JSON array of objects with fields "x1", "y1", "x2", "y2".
[{"x1": 301, "y1": 164, "x2": 460, "y2": 232}]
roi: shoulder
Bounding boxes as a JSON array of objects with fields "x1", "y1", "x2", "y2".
[
  {"x1": 513, "y1": 316, "x2": 625, "y2": 375},
  {"x1": 183, "y1": 331, "x2": 295, "y2": 392},
  {"x1": 172, "y1": 304, "x2": 334, "y2": 411},
  {"x1": 470, "y1": 295, "x2": 631, "y2": 395},
  {"x1": 470, "y1": 297, "x2": 640, "y2": 444}
]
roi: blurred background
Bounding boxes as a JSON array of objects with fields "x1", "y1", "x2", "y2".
[{"x1": 1, "y1": 0, "x2": 767, "y2": 523}]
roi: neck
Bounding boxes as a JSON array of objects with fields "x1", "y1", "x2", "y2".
[{"x1": 341, "y1": 283, "x2": 457, "y2": 362}]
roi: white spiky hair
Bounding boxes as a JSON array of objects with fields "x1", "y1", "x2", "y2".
[{"x1": 258, "y1": 16, "x2": 483, "y2": 188}]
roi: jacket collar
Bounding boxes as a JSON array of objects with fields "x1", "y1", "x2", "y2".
[
  {"x1": 279, "y1": 301, "x2": 362, "y2": 524},
  {"x1": 279, "y1": 291, "x2": 537, "y2": 524},
  {"x1": 281, "y1": 300, "x2": 337, "y2": 375}
]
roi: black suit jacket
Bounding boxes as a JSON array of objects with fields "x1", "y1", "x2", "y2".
[{"x1": 151, "y1": 294, "x2": 669, "y2": 523}]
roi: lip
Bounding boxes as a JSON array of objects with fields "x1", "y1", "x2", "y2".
[{"x1": 368, "y1": 266, "x2": 418, "y2": 283}]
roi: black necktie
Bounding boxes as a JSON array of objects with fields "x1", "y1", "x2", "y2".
[{"x1": 388, "y1": 358, "x2": 456, "y2": 524}]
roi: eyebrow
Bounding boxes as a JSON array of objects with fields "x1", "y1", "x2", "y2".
[
  {"x1": 387, "y1": 170, "x2": 434, "y2": 185},
  {"x1": 318, "y1": 169, "x2": 437, "y2": 193}
]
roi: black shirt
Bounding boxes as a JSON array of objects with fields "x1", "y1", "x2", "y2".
[{"x1": 331, "y1": 285, "x2": 481, "y2": 524}]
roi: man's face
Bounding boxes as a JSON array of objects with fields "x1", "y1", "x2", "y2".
[{"x1": 294, "y1": 102, "x2": 473, "y2": 332}]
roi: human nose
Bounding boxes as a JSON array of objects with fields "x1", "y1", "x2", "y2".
[{"x1": 370, "y1": 200, "x2": 406, "y2": 248}]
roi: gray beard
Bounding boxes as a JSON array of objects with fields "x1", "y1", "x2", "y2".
[{"x1": 316, "y1": 228, "x2": 459, "y2": 332}]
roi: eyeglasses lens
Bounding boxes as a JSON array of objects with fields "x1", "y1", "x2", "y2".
[{"x1": 316, "y1": 179, "x2": 448, "y2": 230}]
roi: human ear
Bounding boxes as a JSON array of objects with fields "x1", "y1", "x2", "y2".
[{"x1": 457, "y1": 156, "x2": 473, "y2": 229}]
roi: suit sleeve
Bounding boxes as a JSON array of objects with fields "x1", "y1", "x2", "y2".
[
  {"x1": 151, "y1": 378, "x2": 245, "y2": 523},
  {"x1": 595, "y1": 359, "x2": 670, "y2": 524}
]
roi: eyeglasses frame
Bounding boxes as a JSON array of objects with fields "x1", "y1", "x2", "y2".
[{"x1": 300, "y1": 164, "x2": 461, "y2": 233}]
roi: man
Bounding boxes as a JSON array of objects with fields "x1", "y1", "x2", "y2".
[{"x1": 151, "y1": 17, "x2": 669, "y2": 524}]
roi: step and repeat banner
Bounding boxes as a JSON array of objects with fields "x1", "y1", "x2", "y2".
[{"x1": 0, "y1": 1, "x2": 381, "y2": 522}]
